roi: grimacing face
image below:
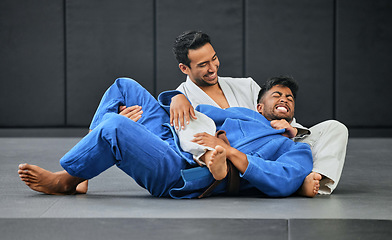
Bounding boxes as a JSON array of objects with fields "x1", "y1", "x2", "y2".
[
  {"x1": 257, "y1": 85, "x2": 295, "y2": 123},
  {"x1": 179, "y1": 43, "x2": 220, "y2": 87}
]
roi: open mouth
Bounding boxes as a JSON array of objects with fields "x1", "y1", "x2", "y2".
[
  {"x1": 275, "y1": 105, "x2": 289, "y2": 113},
  {"x1": 204, "y1": 72, "x2": 217, "y2": 81}
]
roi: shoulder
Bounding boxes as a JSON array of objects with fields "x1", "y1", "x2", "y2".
[
  {"x1": 220, "y1": 76, "x2": 260, "y2": 91},
  {"x1": 176, "y1": 81, "x2": 186, "y2": 91},
  {"x1": 219, "y1": 76, "x2": 257, "y2": 85}
]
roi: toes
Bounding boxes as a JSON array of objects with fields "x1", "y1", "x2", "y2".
[
  {"x1": 19, "y1": 174, "x2": 28, "y2": 180},
  {"x1": 19, "y1": 171, "x2": 34, "y2": 179},
  {"x1": 18, "y1": 163, "x2": 29, "y2": 170},
  {"x1": 19, "y1": 173, "x2": 39, "y2": 183},
  {"x1": 215, "y1": 145, "x2": 225, "y2": 154},
  {"x1": 314, "y1": 173, "x2": 322, "y2": 180},
  {"x1": 20, "y1": 175, "x2": 31, "y2": 182},
  {"x1": 207, "y1": 161, "x2": 212, "y2": 168},
  {"x1": 21, "y1": 178, "x2": 30, "y2": 183},
  {"x1": 18, "y1": 169, "x2": 29, "y2": 175},
  {"x1": 210, "y1": 150, "x2": 218, "y2": 159}
]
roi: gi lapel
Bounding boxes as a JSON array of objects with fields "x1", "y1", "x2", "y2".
[
  {"x1": 218, "y1": 78, "x2": 239, "y2": 107},
  {"x1": 184, "y1": 76, "x2": 220, "y2": 108}
]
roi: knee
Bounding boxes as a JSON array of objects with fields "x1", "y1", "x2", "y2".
[
  {"x1": 114, "y1": 77, "x2": 149, "y2": 101},
  {"x1": 329, "y1": 120, "x2": 348, "y2": 136},
  {"x1": 114, "y1": 77, "x2": 140, "y2": 91},
  {"x1": 321, "y1": 120, "x2": 349, "y2": 139},
  {"x1": 99, "y1": 113, "x2": 132, "y2": 135}
]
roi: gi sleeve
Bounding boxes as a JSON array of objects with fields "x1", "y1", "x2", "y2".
[
  {"x1": 290, "y1": 118, "x2": 311, "y2": 140},
  {"x1": 176, "y1": 111, "x2": 216, "y2": 164},
  {"x1": 240, "y1": 140, "x2": 313, "y2": 197},
  {"x1": 157, "y1": 90, "x2": 185, "y2": 114},
  {"x1": 158, "y1": 90, "x2": 217, "y2": 163}
]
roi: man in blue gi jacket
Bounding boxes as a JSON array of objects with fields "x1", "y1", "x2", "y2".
[{"x1": 18, "y1": 78, "x2": 312, "y2": 198}]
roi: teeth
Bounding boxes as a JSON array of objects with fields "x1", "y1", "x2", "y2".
[{"x1": 276, "y1": 107, "x2": 287, "y2": 112}]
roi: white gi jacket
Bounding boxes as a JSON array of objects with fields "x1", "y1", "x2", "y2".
[{"x1": 177, "y1": 76, "x2": 260, "y2": 111}]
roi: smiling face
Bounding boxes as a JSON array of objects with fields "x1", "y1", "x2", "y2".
[
  {"x1": 257, "y1": 85, "x2": 295, "y2": 123},
  {"x1": 179, "y1": 43, "x2": 220, "y2": 87}
]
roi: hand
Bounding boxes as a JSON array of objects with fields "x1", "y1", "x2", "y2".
[
  {"x1": 193, "y1": 132, "x2": 249, "y2": 174},
  {"x1": 192, "y1": 132, "x2": 230, "y2": 149},
  {"x1": 119, "y1": 105, "x2": 143, "y2": 122},
  {"x1": 270, "y1": 119, "x2": 298, "y2": 138},
  {"x1": 170, "y1": 94, "x2": 197, "y2": 130}
]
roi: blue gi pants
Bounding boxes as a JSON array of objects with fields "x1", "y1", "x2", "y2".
[{"x1": 59, "y1": 78, "x2": 189, "y2": 197}]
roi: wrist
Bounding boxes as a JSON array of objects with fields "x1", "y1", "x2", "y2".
[{"x1": 226, "y1": 146, "x2": 236, "y2": 159}]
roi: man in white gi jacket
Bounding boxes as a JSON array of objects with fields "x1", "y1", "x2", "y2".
[{"x1": 170, "y1": 30, "x2": 348, "y2": 196}]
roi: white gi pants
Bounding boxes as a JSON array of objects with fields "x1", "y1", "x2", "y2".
[{"x1": 295, "y1": 120, "x2": 348, "y2": 194}]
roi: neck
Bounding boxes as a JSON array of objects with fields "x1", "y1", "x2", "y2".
[{"x1": 199, "y1": 82, "x2": 221, "y2": 92}]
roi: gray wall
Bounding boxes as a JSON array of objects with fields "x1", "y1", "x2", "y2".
[{"x1": 1, "y1": 0, "x2": 391, "y2": 136}]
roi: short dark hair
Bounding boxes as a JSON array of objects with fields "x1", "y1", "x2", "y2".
[
  {"x1": 257, "y1": 76, "x2": 299, "y2": 103},
  {"x1": 172, "y1": 30, "x2": 211, "y2": 67}
]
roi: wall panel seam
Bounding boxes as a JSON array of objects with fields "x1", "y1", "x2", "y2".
[
  {"x1": 242, "y1": 0, "x2": 246, "y2": 76},
  {"x1": 153, "y1": 0, "x2": 157, "y2": 97},
  {"x1": 64, "y1": 0, "x2": 68, "y2": 126},
  {"x1": 333, "y1": 0, "x2": 337, "y2": 119}
]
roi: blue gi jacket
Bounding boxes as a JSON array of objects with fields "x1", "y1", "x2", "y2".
[{"x1": 158, "y1": 91, "x2": 313, "y2": 198}]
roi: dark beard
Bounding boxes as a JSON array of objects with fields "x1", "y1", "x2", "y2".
[
  {"x1": 262, "y1": 111, "x2": 293, "y2": 123},
  {"x1": 270, "y1": 115, "x2": 293, "y2": 123},
  {"x1": 196, "y1": 79, "x2": 218, "y2": 87}
]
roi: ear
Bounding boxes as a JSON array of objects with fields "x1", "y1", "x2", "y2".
[
  {"x1": 179, "y1": 63, "x2": 189, "y2": 75},
  {"x1": 256, "y1": 103, "x2": 264, "y2": 115}
]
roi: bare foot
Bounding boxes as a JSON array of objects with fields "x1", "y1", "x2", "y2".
[
  {"x1": 206, "y1": 145, "x2": 228, "y2": 181},
  {"x1": 18, "y1": 163, "x2": 85, "y2": 195},
  {"x1": 297, "y1": 172, "x2": 322, "y2": 197},
  {"x1": 76, "y1": 180, "x2": 88, "y2": 194}
]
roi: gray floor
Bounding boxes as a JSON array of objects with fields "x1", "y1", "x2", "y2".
[{"x1": 1, "y1": 137, "x2": 392, "y2": 239}]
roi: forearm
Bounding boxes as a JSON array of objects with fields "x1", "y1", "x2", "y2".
[
  {"x1": 226, "y1": 147, "x2": 248, "y2": 174},
  {"x1": 157, "y1": 90, "x2": 184, "y2": 111}
]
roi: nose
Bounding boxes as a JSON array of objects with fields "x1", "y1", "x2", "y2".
[
  {"x1": 207, "y1": 63, "x2": 217, "y2": 72},
  {"x1": 279, "y1": 97, "x2": 288, "y2": 103}
]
